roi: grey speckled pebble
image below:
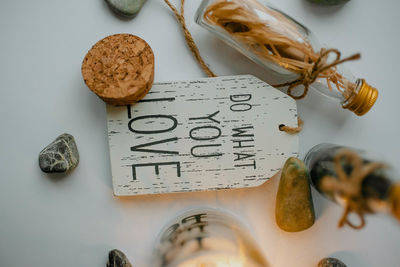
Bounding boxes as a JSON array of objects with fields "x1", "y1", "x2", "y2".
[
  {"x1": 107, "y1": 249, "x2": 133, "y2": 267},
  {"x1": 318, "y1": 257, "x2": 347, "y2": 267},
  {"x1": 38, "y1": 133, "x2": 79, "y2": 173},
  {"x1": 105, "y1": 0, "x2": 146, "y2": 18}
]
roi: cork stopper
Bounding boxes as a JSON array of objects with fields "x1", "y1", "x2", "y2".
[
  {"x1": 342, "y1": 79, "x2": 378, "y2": 116},
  {"x1": 390, "y1": 184, "x2": 400, "y2": 221},
  {"x1": 81, "y1": 34, "x2": 154, "y2": 105}
]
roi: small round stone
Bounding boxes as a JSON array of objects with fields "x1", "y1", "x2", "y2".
[
  {"x1": 107, "y1": 249, "x2": 133, "y2": 267},
  {"x1": 318, "y1": 257, "x2": 347, "y2": 267},
  {"x1": 105, "y1": 0, "x2": 146, "y2": 18},
  {"x1": 81, "y1": 34, "x2": 154, "y2": 105},
  {"x1": 38, "y1": 133, "x2": 79, "y2": 173}
]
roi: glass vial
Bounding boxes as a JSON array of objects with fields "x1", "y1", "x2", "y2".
[
  {"x1": 304, "y1": 143, "x2": 400, "y2": 227},
  {"x1": 152, "y1": 209, "x2": 269, "y2": 267},
  {"x1": 195, "y1": 0, "x2": 378, "y2": 115}
]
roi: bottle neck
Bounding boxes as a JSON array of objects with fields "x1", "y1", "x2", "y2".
[{"x1": 342, "y1": 79, "x2": 379, "y2": 116}]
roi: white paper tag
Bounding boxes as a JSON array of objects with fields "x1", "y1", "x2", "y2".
[{"x1": 107, "y1": 75, "x2": 298, "y2": 196}]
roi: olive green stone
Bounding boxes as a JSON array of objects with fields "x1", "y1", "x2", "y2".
[
  {"x1": 275, "y1": 157, "x2": 315, "y2": 232},
  {"x1": 105, "y1": 0, "x2": 146, "y2": 18},
  {"x1": 308, "y1": 0, "x2": 349, "y2": 5}
]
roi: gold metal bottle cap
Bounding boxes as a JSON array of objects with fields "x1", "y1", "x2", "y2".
[
  {"x1": 342, "y1": 79, "x2": 378, "y2": 116},
  {"x1": 390, "y1": 184, "x2": 400, "y2": 221}
]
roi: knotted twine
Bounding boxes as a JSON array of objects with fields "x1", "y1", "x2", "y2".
[
  {"x1": 320, "y1": 149, "x2": 385, "y2": 229},
  {"x1": 274, "y1": 49, "x2": 360, "y2": 100}
]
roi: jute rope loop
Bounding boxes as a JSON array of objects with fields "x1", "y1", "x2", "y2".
[
  {"x1": 164, "y1": 0, "x2": 302, "y2": 134},
  {"x1": 279, "y1": 118, "x2": 303, "y2": 135},
  {"x1": 321, "y1": 149, "x2": 385, "y2": 229},
  {"x1": 274, "y1": 49, "x2": 361, "y2": 100}
]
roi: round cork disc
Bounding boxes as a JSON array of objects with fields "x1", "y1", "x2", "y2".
[{"x1": 81, "y1": 34, "x2": 154, "y2": 105}]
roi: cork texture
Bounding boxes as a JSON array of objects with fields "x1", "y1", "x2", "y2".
[{"x1": 81, "y1": 34, "x2": 154, "y2": 105}]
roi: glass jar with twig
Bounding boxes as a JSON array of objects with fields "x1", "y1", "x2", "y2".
[
  {"x1": 304, "y1": 143, "x2": 400, "y2": 229},
  {"x1": 195, "y1": 0, "x2": 378, "y2": 115}
]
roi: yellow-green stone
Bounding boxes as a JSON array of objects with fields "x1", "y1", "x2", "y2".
[{"x1": 275, "y1": 157, "x2": 315, "y2": 232}]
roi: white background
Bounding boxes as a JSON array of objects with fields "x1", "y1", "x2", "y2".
[{"x1": 1, "y1": 0, "x2": 400, "y2": 266}]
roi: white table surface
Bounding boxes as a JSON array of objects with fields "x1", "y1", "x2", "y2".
[{"x1": 1, "y1": 0, "x2": 400, "y2": 266}]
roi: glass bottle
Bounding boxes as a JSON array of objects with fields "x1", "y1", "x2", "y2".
[
  {"x1": 152, "y1": 208, "x2": 269, "y2": 267},
  {"x1": 304, "y1": 143, "x2": 400, "y2": 228},
  {"x1": 195, "y1": 0, "x2": 378, "y2": 116}
]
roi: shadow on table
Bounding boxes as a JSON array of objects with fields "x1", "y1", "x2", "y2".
[
  {"x1": 300, "y1": 0, "x2": 347, "y2": 16},
  {"x1": 311, "y1": 187, "x2": 331, "y2": 222},
  {"x1": 44, "y1": 172, "x2": 71, "y2": 182}
]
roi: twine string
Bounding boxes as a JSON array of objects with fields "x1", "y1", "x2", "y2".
[
  {"x1": 274, "y1": 49, "x2": 361, "y2": 100},
  {"x1": 164, "y1": 0, "x2": 216, "y2": 77},
  {"x1": 321, "y1": 149, "x2": 385, "y2": 229},
  {"x1": 279, "y1": 118, "x2": 303, "y2": 135}
]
